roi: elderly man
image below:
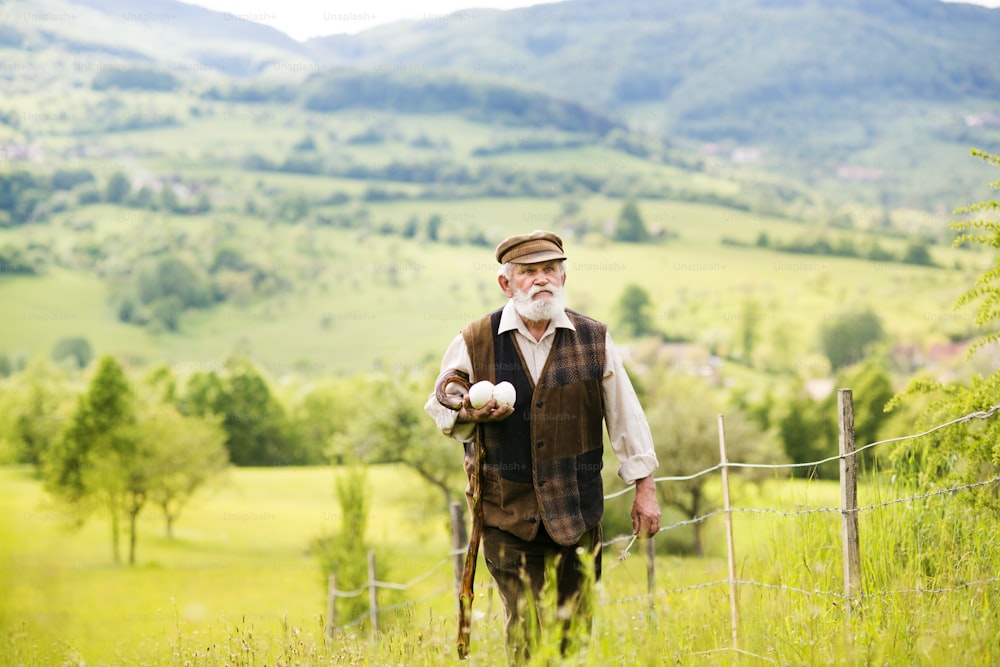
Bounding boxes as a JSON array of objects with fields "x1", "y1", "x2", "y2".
[{"x1": 425, "y1": 229, "x2": 660, "y2": 662}]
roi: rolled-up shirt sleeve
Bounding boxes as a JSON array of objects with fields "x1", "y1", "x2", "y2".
[
  {"x1": 423, "y1": 332, "x2": 477, "y2": 444},
  {"x1": 602, "y1": 331, "x2": 659, "y2": 483}
]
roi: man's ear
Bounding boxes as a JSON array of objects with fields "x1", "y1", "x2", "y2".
[{"x1": 498, "y1": 274, "x2": 513, "y2": 298}]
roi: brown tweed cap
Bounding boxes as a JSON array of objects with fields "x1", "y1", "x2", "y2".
[{"x1": 495, "y1": 230, "x2": 567, "y2": 264}]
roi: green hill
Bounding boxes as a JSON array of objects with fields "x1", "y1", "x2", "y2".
[
  {"x1": 306, "y1": 0, "x2": 1000, "y2": 210},
  {"x1": 0, "y1": 0, "x2": 994, "y2": 383}
]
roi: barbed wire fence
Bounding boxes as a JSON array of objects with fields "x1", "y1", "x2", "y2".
[{"x1": 323, "y1": 389, "x2": 1000, "y2": 651}]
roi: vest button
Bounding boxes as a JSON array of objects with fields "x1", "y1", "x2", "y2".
[
  {"x1": 528, "y1": 517, "x2": 537, "y2": 524},
  {"x1": 536, "y1": 440, "x2": 544, "y2": 448},
  {"x1": 536, "y1": 400, "x2": 543, "y2": 407}
]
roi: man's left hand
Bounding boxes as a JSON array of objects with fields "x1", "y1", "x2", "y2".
[{"x1": 631, "y1": 475, "x2": 661, "y2": 538}]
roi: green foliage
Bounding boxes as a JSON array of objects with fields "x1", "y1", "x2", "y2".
[
  {"x1": 51, "y1": 336, "x2": 93, "y2": 369},
  {"x1": 612, "y1": 200, "x2": 649, "y2": 243},
  {"x1": 819, "y1": 308, "x2": 885, "y2": 370},
  {"x1": 128, "y1": 402, "x2": 229, "y2": 540},
  {"x1": 642, "y1": 372, "x2": 785, "y2": 555},
  {"x1": 314, "y1": 467, "x2": 373, "y2": 626},
  {"x1": 837, "y1": 361, "x2": 895, "y2": 456},
  {"x1": 890, "y1": 150, "x2": 1000, "y2": 508},
  {"x1": 181, "y1": 359, "x2": 301, "y2": 466},
  {"x1": 91, "y1": 67, "x2": 180, "y2": 92},
  {"x1": 44, "y1": 355, "x2": 137, "y2": 562},
  {"x1": 951, "y1": 149, "x2": 1000, "y2": 352},
  {"x1": 51, "y1": 168, "x2": 95, "y2": 191},
  {"x1": 0, "y1": 171, "x2": 49, "y2": 226},
  {"x1": 332, "y1": 370, "x2": 464, "y2": 508},
  {"x1": 105, "y1": 172, "x2": 131, "y2": 204},
  {"x1": 0, "y1": 244, "x2": 40, "y2": 274},
  {"x1": 301, "y1": 70, "x2": 618, "y2": 135},
  {"x1": 0, "y1": 357, "x2": 73, "y2": 466},
  {"x1": 615, "y1": 283, "x2": 657, "y2": 338},
  {"x1": 118, "y1": 254, "x2": 214, "y2": 330},
  {"x1": 775, "y1": 384, "x2": 838, "y2": 479},
  {"x1": 889, "y1": 373, "x2": 1000, "y2": 511}
]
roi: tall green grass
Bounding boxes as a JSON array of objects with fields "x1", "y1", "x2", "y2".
[{"x1": 1, "y1": 464, "x2": 997, "y2": 666}]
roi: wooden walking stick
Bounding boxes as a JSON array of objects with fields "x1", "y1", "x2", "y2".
[{"x1": 435, "y1": 369, "x2": 483, "y2": 659}]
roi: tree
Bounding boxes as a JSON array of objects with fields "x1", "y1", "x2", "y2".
[
  {"x1": 775, "y1": 383, "x2": 838, "y2": 479},
  {"x1": 3, "y1": 357, "x2": 73, "y2": 468},
  {"x1": 130, "y1": 403, "x2": 228, "y2": 541},
  {"x1": 427, "y1": 214, "x2": 442, "y2": 242},
  {"x1": 819, "y1": 308, "x2": 884, "y2": 370},
  {"x1": 615, "y1": 283, "x2": 657, "y2": 338},
  {"x1": 613, "y1": 200, "x2": 650, "y2": 243},
  {"x1": 334, "y1": 370, "x2": 465, "y2": 510},
  {"x1": 836, "y1": 360, "x2": 894, "y2": 470},
  {"x1": 644, "y1": 372, "x2": 785, "y2": 556},
  {"x1": 291, "y1": 376, "x2": 366, "y2": 465},
  {"x1": 137, "y1": 365, "x2": 229, "y2": 538},
  {"x1": 182, "y1": 358, "x2": 297, "y2": 466},
  {"x1": 739, "y1": 296, "x2": 762, "y2": 362},
  {"x1": 106, "y1": 171, "x2": 131, "y2": 204},
  {"x1": 44, "y1": 355, "x2": 137, "y2": 563},
  {"x1": 314, "y1": 467, "x2": 376, "y2": 626},
  {"x1": 888, "y1": 149, "x2": 1000, "y2": 509},
  {"x1": 51, "y1": 336, "x2": 94, "y2": 369}
]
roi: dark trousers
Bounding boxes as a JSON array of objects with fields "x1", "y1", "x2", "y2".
[{"x1": 482, "y1": 523, "x2": 602, "y2": 664}]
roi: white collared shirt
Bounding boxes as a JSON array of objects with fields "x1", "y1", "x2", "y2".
[{"x1": 424, "y1": 301, "x2": 658, "y2": 484}]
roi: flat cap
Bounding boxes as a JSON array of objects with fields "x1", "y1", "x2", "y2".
[{"x1": 495, "y1": 229, "x2": 567, "y2": 265}]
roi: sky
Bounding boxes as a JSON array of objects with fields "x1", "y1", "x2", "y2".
[
  {"x1": 183, "y1": 0, "x2": 1000, "y2": 41},
  {"x1": 183, "y1": 0, "x2": 550, "y2": 40}
]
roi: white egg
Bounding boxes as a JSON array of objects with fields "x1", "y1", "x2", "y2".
[
  {"x1": 492, "y1": 381, "x2": 516, "y2": 408},
  {"x1": 468, "y1": 380, "x2": 495, "y2": 409}
]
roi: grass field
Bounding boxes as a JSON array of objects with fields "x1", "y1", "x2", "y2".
[{"x1": 2, "y1": 462, "x2": 998, "y2": 666}]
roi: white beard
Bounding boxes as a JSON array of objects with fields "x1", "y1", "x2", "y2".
[{"x1": 511, "y1": 283, "x2": 567, "y2": 323}]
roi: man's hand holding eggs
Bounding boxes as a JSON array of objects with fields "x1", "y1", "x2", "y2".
[{"x1": 468, "y1": 380, "x2": 517, "y2": 409}]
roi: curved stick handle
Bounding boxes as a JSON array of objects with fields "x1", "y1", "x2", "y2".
[{"x1": 435, "y1": 369, "x2": 470, "y2": 410}]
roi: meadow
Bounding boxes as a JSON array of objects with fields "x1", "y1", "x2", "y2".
[
  {"x1": 2, "y1": 456, "x2": 998, "y2": 666},
  {"x1": 1, "y1": 195, "x2": 985, "y2": 379}
]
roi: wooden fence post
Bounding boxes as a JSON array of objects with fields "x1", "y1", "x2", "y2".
[
  {"x1": 838, "y1": 388, "x2": 862, "y2": 612},
  {"x1": 325, "y1": 568, "x2": 337, "y2": 641},
  {"x1": 368, "y1": 550, "x2": 379, "y2": 639},
  {"x1": 717, "y1": 414, "x2": 739, "y2": 647},
  {"x1": 450, "y1": 501, "x2": 468, "y2": 618}
]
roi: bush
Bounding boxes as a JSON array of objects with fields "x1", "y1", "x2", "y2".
[{"x1": 51, "y1": 337, "x2": 94, "y2": 369}]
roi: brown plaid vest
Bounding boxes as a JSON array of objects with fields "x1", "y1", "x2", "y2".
[{"x1": 462, "y1": 308, "x2": 606, "y2": 546}]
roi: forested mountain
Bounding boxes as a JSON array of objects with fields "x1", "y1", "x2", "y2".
[{"x1": 3, "y1": 0, "x2": 998, "y2": 207}]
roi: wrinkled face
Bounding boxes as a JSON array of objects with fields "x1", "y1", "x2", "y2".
[{"x1": 499, "y1": 260, "x2": 568, "y2": 322}]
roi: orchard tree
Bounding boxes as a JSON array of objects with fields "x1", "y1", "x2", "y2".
[
  {"x1": 615, "y1": 283, "x2": 658, "y2": 338},
  {"x1": 775, "y1": 382, "x2": 838, "y2": 479},
  {"x1": 613, "y1": 199, "x2": 650, "y2": 243},
  {"x1": 337, "y1": 369, "x2": 465, "y2": 510},
  {"x1": 130, "y1": 403, "x2": 228, "y2": 542},
  {"x1": 51, "y1": 336, "x2": 94, "y2": 369},
  {"x1": 182, "y1": 358, "x2": 298, "y2": 466},
  {"x1": 291, "y1": 375, "x2": 367, "y2": 465},
  {"x1": 44, "y1": 355, "x2": 137, "y2": 563},
  {"x1": 819, "y1": 308, "x2": 884, "y2": 370},
  {"x1": 106, "y1": 171, "x2": 131, "y2": 204},
  {"x1": 138, "y1": 365, "x2": 229, "y2": 538},
  {"x1": 1, "y1": 357, "x2": 73, "y2": 468}
]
